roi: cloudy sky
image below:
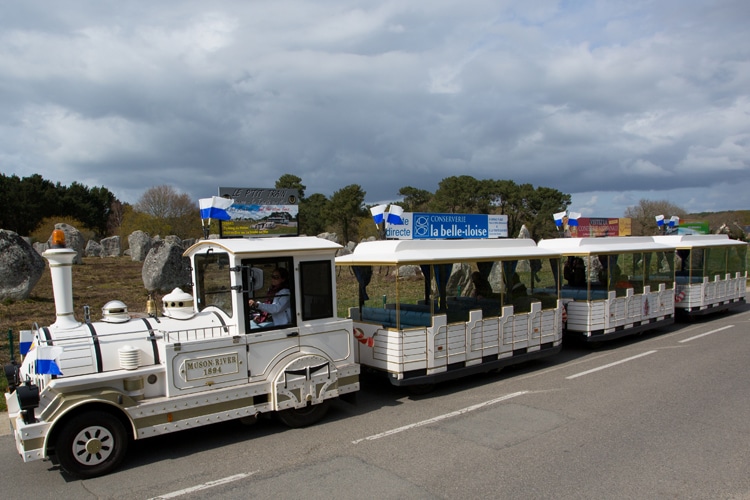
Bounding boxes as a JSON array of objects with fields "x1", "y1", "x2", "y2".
[{"x1": 2, "y1": 0, "x2": 749, "y2": 217}]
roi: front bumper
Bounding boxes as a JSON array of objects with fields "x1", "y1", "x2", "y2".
[{"x1": 5, "y1": 391, "x2": 50, "y2": 463}]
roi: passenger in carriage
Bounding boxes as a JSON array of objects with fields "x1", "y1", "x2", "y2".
[
  {"x1": 509, "y1": 273, "x2": 527, "y2": 298},
  {"x1": 563, "y1": 257, "x2": 586, "y2": 287},
  {"x1": 471, "y1": 271, "x2": 494, "y2": 299},
  {"x1": 248, "y1": 267, "x2": 292, "y2": 327}
]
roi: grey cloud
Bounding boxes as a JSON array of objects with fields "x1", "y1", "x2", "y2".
[{"x1": 1, "y1": 0, "x2": 748, "y2": 219}]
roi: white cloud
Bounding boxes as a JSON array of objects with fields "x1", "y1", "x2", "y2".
[{"x1": 0, "y1": 0, "x2": 748, "y2": 219}]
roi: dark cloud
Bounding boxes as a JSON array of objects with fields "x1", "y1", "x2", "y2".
[{"x1": 1, "y1": 0, "x2": 748, "y2": 218}]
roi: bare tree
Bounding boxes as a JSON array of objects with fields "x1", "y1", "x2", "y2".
[
  {"x1": 624, "y1": 199, "x2": 687, "y2": 235},
  {"x1": 131, "y1": 185, "x2": 199, "y2": 239},
  {"x1": 134, "y1": 185, "x2": 193, "y2": 219}
]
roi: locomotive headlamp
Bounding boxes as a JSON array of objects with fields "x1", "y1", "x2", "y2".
[
  {"x1": 16, "y1": 381, "x2": 40, "y2": 424},
  {"x1": 3, "y1": 363, "x2": 20, "y2": 392},
  {"x1": 50, "y1": 229, "x2": 66, "y2": 248}
]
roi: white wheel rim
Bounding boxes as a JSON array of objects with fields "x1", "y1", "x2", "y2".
[{"x1": 71, "y1": 425, "x2": 115, "y2": 466}]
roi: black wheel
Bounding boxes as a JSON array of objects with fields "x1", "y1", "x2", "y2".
[
  {"x1": 276, "y1": 400, "x2": 331, "y2": 428},
  {"x1": 54, "y1": 411, "x2": 129, "y2": 479}
]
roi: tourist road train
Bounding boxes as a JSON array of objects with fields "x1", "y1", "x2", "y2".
[{"x1": 3, "y1": 230, "x2": 746, "y2": 478}]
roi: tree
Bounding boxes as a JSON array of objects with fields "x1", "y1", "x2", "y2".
[
  {"x1": 132, "y1": 185, "x2": 200, "y2": 240},
  {"x1": 397, "y1": 186, "x2": 432, "y2": 212},
  {"x1": 107, "y1": 200, "x2": 128, "y2": 236},
  {"x1": 325, "y1": 184, "x2": 366, "y2": 244},
  {"x1": 0, "y1": 173, "x2": 60, "y2": 236},
  {"x1": 625, "y1": 199, "x2": 687, "y2": 236},
  {"x1": 276, "y1": 174, "x2": 306, "y2": 200},
  {"x1": 59, "y1": 182, "x2": 116, "y2": 237},
  {"x1": 430, "y1": 176, "x2": 491, "y2": 213},
  {"x1": 529, "y1": 186, "x2": 571, "y2": 240},
  {"x1": 299, "y1": 193, "x2": 329, "y2": 235}
]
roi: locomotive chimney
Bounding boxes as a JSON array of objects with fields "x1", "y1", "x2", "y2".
[{"x1": 43, "y1": 229, "x2": 80, "y2": 330}]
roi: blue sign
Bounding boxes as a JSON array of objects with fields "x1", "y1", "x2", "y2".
[{"x1": 385, "y1": 213, "x2": 508, "y2": 239}]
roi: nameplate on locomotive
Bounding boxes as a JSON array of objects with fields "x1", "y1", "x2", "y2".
[{"x1": 181, "y1": 353, "x2": 240, "y2": 381}]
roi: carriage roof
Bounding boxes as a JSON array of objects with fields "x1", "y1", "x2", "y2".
[
  {"x1": 335, "y1": 238, "x2": 560, "y2": 266},
  {"x1": 537, "y1": 236, "x2": 677, "y2": 255},
  {"x1": 653, "y1": 234, "x2": 748, "y2": 249}
]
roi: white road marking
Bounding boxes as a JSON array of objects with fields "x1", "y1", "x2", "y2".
[
  {"x1": 352, "y1": 391, "x2": 529, "y2": 444},
  {"x1": 149, "y1": 471, "x2": 260, "y2": 499},
  {"x1": 565, "y1": 350, "x2": 658, "y2": 380},
  {"x1": 679, "y1": 325, "x2": 734, "y2": 343}
]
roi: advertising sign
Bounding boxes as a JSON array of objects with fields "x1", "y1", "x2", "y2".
[
  {"x1": 217, "y1": 187, "x2": 300, "y2": 237},
  {"x1": 385, "y1": 212, "x2": 508, "y2": 239},
  {"x1": 568, "y1": 218, "x2": 631, "y2": 237},
  {"x1": 680, "y1": 221, "x2": 710, "y2": 234}
]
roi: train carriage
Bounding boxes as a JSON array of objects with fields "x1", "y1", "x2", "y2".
[
  {"x1": 653, "y1": 234, "x2": 747, "y2": 317},
  {"x1": 537, "y1": 236, "x2": 678, "y2": 342},
  {"x1": 335, "y1": 238, "x2": 563, "y2": 387}
]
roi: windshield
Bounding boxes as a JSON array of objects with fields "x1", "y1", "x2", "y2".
[{"x1": 195, "y1": 252, "x2": 233, "y2": 317}]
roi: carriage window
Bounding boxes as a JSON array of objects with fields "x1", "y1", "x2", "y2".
[
  {"x1": 195, "y1": 252, "x2": 233, "y2": 317},
  {"x1": 300, "y1": 260, "x2": 334, "y2": 320}
]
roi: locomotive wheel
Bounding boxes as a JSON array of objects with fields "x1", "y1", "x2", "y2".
[
  {"x1": 55, "y1": 411, "x2": 129, "y2": 479},
  {"x1": 276, "y1": 400, "x2": 331, "y2": 428}
]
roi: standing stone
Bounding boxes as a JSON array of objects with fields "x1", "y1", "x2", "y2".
[
  {"x1": 49, "y1": 223, "x2": 85, "y2": 264},
  {"x1": 398, "y1": 265, "x2": 423, "y2": 279},
  {"x1": 317, "y1": 232, "x2": 339, "y2": 244},
  {"x1": 101, "y1": 236, "x2": 121, "y2": 257},
  {"x1": 33, "y1": 241, "x2": 49, "y2": 255},
  {"x1": 0, "y1": 230, "x2": 46, "y2": 301},
  {"x1": 141, "y1": 240, "x2": 191, "y2": 293},
  {"x1": 85, "y1": 240, "x2": 103, "y2": 257},
  {"x1": 128, "y1": 230, "x2": 151, "y2": 262}
]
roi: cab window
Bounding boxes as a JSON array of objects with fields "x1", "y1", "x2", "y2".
[
  {"x1": 242, "y1": 257, "x2": 295, "y2": 331},
  {"x1": 195, "y1": 252, "x2": 233, "y2": 317}
]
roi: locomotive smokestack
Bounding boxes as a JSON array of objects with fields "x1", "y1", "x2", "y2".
[{"x1": 43, "y1": 230, "x2": 80, "y2": 330}]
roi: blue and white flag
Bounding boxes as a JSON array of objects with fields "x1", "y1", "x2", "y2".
[
  {"x1": 386, "y1": 205, "x2": 404, "y2": 225},
  {"x1": 568, "y1": 212, "x2": 581, "y2": 227},
  {"x1": 668, "y1": 216, "x2": 680, "y2": 228},
  {"x1": 36, "y1": 345, "x2": 64, "y2": 376},
  {"x1": 553, "y1": 211, "x2": 567, "y2": 227},
  {"x1": 199, "y1": 196, "x2": 234, "y2": 221},
  {"x1": 19, "y1": 330, "x2": 33, "y2": 356},
  {"x1": 655, "y1": 215, "x2": 665, "y2": 227},
  {"x1": 370, "y1": 204, "x2": 388, "y2": 225}
]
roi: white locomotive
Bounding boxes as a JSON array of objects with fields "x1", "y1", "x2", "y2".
[{"x1": 4, "y1": 230, "x2": 359, "y2": 478}]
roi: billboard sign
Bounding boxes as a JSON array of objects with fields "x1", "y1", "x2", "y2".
[
  {"x1": 567, "y1": 217, "x2": 631, "y2": 237},
  {"x1": 217, "y1": 187, "x2": 300, "y2": 238}
]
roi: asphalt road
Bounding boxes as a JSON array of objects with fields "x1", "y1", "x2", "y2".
[{"x1": 2, "y1": 304, "x2": 749, "y2": 499}]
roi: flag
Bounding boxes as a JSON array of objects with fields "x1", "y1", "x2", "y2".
[
  {"x1": 553, "y1": 211, "x2": 566, "y2": 227},
  {"x1": 19, "y1": 330, "x2": 33, "y2": 356},
  {"x1": 199, "y1": 196, "x2": 234, "y2": 221},
  {"x1": 370, "y1": 204, "x2": 387, "y2": 225},
  {"x1": 668, "y1": 216, "x2": 680, "y2": 228},
  {"x1": 36, "y1": 345, "x2": 63, "y2": 376},
  {"x1": 568, "y1": 212, "x2": 581, "y2": 227},
  {"x1": 386, "y1": 205, "x2": 404, "y2": 225},
  {"x1": 655, "y1": 215, "x2": 665, "y2": 227}
]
